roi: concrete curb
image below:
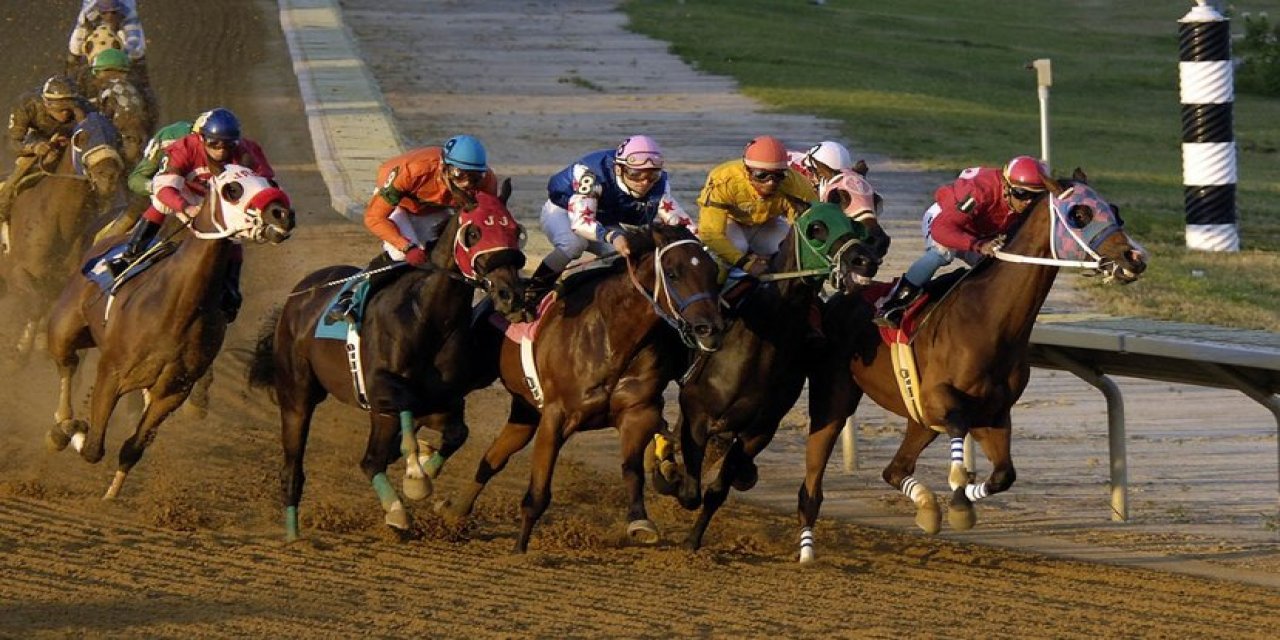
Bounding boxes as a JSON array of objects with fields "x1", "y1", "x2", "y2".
[{"x1": 277, "y1": 0, "x2": 404, "y2": 222}]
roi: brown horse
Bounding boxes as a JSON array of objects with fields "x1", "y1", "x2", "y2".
[
  {"x1": 1, "y1": 112, "x2": 125, "y2": 354},
  {"x1": 44, "y1": 164, "x2": 294, "y2": 499},
  {"x1": 657, "y1": 203, "x2": 883, "y2": 551},
  {"x1": 796, "y1": 169, "x2": 1147, "y2": 561},
  {"x1": 249, "y1": 190, "x2": 527, "y2": 541},
  {"x1": 440, "y1": 222, "x2": 727, "y2": 552}
]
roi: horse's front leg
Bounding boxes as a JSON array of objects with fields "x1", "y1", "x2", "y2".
[
  {"x1": 438, "y1": 397, "x2": 538, "y2": 524},
  {"x1": 685, "y1": 433, "x2": 753, "y2": 551},
  {"x1": 515, "y1": 405, "x2": 567, "y2": 553},
  {"x1": 673, "y1": 406, "x2": 706, "y2": 511},
  {"x1": 46, "y1": 347, "x2": 85, "y2": 453},
  {"x1": 615, "y1": 402, "x2": 663, "y2": 545},
  {"x1": 799, "y1": 367, "x2": 862, "y2": 563},
  {"x1": 363, "y1": 411, "x2": 410, "y2": 531},
  {"x1": 882, "y1": 419, "x2": 942, "y2": 534},
  {"x1": 949, "y1": 419, "x2": 1016, "y2": 531},
  {"x1": 109, "y1": 381, "x2": 189, "y2": 499}
]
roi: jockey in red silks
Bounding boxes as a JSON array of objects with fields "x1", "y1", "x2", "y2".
[
  {"x1": 325, "y1": 134, "x2": 499, "y2": 324},
  {"x1": 875, "y1": 155, "x2": 1049, "y2": 328},
  {"x1": 108, "y1": 107, "x2": 276, "y2": 322}
]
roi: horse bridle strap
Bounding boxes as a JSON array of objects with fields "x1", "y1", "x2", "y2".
[{"x1": 626, "y1": 238, "x2": 712, "y2": 350}]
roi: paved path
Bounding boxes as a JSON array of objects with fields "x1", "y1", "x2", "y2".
[{"x1": 281, "y1": 0, "x2": 1279, "y2": 585}]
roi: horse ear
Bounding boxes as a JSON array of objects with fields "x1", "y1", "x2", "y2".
[
  {"x1": 1072, "y1": 167, "x2": 1088, "y2": 184},
  {"x1": 498, "y1": 177, "x2": 512, "y2": 205},
  {"x1": 853, "y1": 159, "x2": 869, "y2": 176}
]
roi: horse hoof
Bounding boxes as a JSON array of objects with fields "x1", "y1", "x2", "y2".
[
  {"x1": 799, "y1": 547, "x2": 816, "y2": 564},
  {"x1": 385, "y1": 504, "x2": 409, "y2": 530},
  {"x1": 651, "y1": 467, "x2": 681, "y2": 497},
  {"x1": 45, "y1": 424, "x2": 71, "y2": 452},
  {"x1": 915, "y1": 500, "x2": 942, "y2": 535},
  {"x1": 948, "y1": 465, "x2": 970, "y2": 491},
  {"x1": 402, "y1": 475, "x2": 432, "y2": 501},
  {"x1": 948, "y1": 504, "x2": 976, "y2": 531},
  {"x1": 730, "y1": 462, "x2": 758, "y2": 492},
  {"x1": 180, "y1": 403, "x2": 208, "y2": 420},
  {"x1": 626, "y1": 519, "x2": 660, "y2": 545}
]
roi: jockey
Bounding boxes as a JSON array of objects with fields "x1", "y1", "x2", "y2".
[
  {"x1": 0, "y1": 76, "x2": 94, "y2": 226},
  {"x1": 875, "y1": 155, "x2": 1049, "y2": 328},
  {"x1": 696, "y1": 135, "x2": 817, "y2": 277},
  {"x1": 791, "y1": 140, "x2": 890, "y2": 254},
  {"x1": 524, "y1": 134, "x2": 695, "y2": 306},
  {"x1": 108, "y1": 108, "x2": 273, "y2": 322},
  {"x1": 67, "y1": 0, "x2": 145, "y2": 66},
  {"x1": 84, "y1": 48, "x2": 139, "y2": 120},
  {"x1": 325, "y1": 135, "x2": 498, "y2": 324},
  {"x1": 127, "y1": 119, "x2": 197, "y2": 197}
]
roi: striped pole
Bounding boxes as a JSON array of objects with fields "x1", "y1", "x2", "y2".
[{"x1": 1179, "y1": 1, "x2": 1238, "y2": 251}]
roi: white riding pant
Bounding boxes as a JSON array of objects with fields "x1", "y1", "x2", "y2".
[
  {"x1": 540, "y1": 200, "x2": 613, "y2": 265},
  {"x1": 384, "y1": 206, "x2": 448, "y2": 259},
  {"x1": 724, "y1": 216, "x2": 791, "y2": 259}
]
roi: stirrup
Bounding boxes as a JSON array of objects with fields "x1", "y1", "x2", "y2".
[
  {"x1": 325, "y1": 297, "x2": 355, "y2": 324},
  {"x1": 873, "y1": 308, "x2": 903, "y2": 329}
]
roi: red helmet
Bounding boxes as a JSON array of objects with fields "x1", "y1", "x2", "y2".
[
  {"x1": 1002, "y1": 155, "x2": 1048, "y2": 191},
  {"x1": 743, "y1": 136, "x2": 788, "y2": 170}
]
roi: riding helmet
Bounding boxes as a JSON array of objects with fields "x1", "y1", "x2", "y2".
[{"x1": 442, "y1": 134, "x2": 488, "y2": 171}]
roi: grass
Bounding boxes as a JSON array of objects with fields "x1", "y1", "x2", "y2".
[{"x1": 624, "y1": 0, "x2": 1280, "y2": 330}]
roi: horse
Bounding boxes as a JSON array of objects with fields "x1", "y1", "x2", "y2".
[
  {"x1": 43, "y1": 164, "x2": 295, "y2": 499},
  {"x1": 656, "y1": 202, "x2": 884, "y2": 551},
  {"x1": 248, "y1": 189, "x2": 528, "y2": 541},
  {"x1": 1, "y1": 112, "x2": 125, "y2": 355},
  {"x1": 796, "y1": 169, "x2": 1148, "y2": 561},
  {"x1": 439, "y1": 222, "x2": 727, "y2": 552}
]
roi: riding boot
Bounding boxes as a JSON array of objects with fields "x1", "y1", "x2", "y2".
[
  {"x1": 107, "y1": 218, "x2": 161, "y2": 276},
  {"x1": 873, "y1": 277, "x2": 924, "y2": 329},
  {"x1": 522, "y1": 260, "x2": 562, "y2": 314},
  {"x1": 0, "y1": 155, "x2": 39, "y2": 226},
  {"x1": 221, "y1": 258, "x2": 243, "y2": 323}
]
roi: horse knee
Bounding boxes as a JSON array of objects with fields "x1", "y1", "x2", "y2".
[{"x1": 989, "y1": 466, "x2": 1016, "y2": 493}]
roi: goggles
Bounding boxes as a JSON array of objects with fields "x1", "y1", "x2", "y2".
[
  {"x1": 617, "y1": 151, "x2": 663, "y2": 169},
  {"x1": 204, "y1": 138, "x2": 238, "y2": 151},
  {"x1": 1007, "y1": 187, "x2": 1041, "y2": 201},
  {"x1": 620, "y1": 167, "x2": 661, "y2": 183},
  {"x1": 748, "y1": 169, "x2": 787, "y2": 184},
  {"x1": 446, "y1": 165, "x2": 486, "y2": 187}
]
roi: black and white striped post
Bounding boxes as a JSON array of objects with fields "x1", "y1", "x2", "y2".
[{"x1": 1179, "y1": 0, "x2": 1238, "y2": 251}]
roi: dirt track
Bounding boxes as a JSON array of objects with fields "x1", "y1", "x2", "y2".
[{"x1": 0, "y1": 1, "x2": 1278, "y2": 637}]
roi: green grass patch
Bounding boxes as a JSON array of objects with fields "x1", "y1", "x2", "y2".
[{"x1": 624, "y1": 0, "x2": 1280, "y2": 330}]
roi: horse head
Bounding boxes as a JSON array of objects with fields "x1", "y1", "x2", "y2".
[
  {"x1": 197, "y1": 165, "x2": 295, "y2": 244},
  {"x1": 828, "y1": 160, "x2": 892, "y2": 260},
  {"x1": 628, "y1": 223, "x2": 726, "y2": 352},
  {"x1": 71, "y1": 112, "x2": 124, "y2": 204},
  {"x1": 1037, "y1": 168, "x2": 1147, "y2": 284},
  {"x1": 794, "y1": 202, "x2": 881, "y2": 293},
  {"x1": 453, "y1": 189, "x2": 527, "y2": 320}
]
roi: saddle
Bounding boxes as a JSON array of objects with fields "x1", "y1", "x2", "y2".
[{"x1": 80, "y1": 236, "x2": 176, "y2": 292}]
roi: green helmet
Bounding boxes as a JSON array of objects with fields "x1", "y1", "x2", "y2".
[{"x1": 91, "y1": 48, "x2": 130, "y2": 74}]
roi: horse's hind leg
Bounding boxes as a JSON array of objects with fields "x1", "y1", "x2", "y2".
[
  {"x1": 949, "y1": 419, "x2": 1016, "y2": 531},
  {"x1": 182, "y1": 369, "x2": 214, "y2": 420},
  {"x1": 685, "y1": 434, "x2": 749, "y2": 551},
  {"x1": 280, "y1": 388, "x2": 323, "y2": 542},
  {"x1": 616, "y1": 404, "x2": 663, "y2": 545},
  {"x1": 883, "y1": 419, "x2": 943, "y2": 534},
  {"x1": 440, "y1": 397, "x2": 537, "y2": 524},
  {"x1": 109, "y1": 383, "x2": 189, "y2": 499},
  {"x1": 77, "y1": 364, "x2": 124, "y2": 466}
]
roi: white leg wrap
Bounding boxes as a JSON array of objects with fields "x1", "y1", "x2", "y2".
[
  {"x1": 949, "y1": 437, "x2": 964, "y2": 464},
  {"x1": 901, "y1": 475, "x2": 929, "y2": 504},
  {"x1": 964, "y1": 482, "x2": 990, "y2": 502},
  {"x1": 798, "y1": 526, "x2": 815, "y2": 563},
  {"x1": 70, "y1": 432, "x2": 86, "y2": 453}
]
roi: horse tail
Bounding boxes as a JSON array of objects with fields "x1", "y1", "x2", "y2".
[{"x1": 247, "y1": 304, "x2": 282, "y2": 401}]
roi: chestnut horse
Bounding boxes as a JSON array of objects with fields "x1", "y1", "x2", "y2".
[
  {"x1": 44, "y1": 164, "x2": 295, "y2": 499},
  {"x1": 797, "y1": 169, "x2": 1147, "y2": 561},
  {"x1": 440, "y1": 222, "x2": 727, "y2": 552},
  {"x1": 658, "y1": 202, "x2": 884, "y2": 551},
  {"x1": 249, "y1": 190, "x2": 527, "y2": 541},
  {"x1": 2, "y1": 112, "x2": 125, "y2": 355}
]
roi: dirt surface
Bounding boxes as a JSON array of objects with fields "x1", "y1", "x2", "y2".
[{"x1": 0, "y1": 1, "x2": 1277, "y2": 637}]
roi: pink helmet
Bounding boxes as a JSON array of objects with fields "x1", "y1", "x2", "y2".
[
  {"x1": 615, "y1": 135, "x2": 665, "y2": 169},
  {"x1": 1003, "y1": 155, "x2": 1049, "y2": 191}
]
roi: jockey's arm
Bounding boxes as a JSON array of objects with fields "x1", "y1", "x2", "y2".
[
  {"x1": 567, "y1": 193, "x2": 612, "y2": 244},
  {"x1": 363, "y1": 170, "x2": 415, "y2": 250},
  {"x1": 929, "y1": 183, "x2": 981, "y2": 252},
  {"x1": 696, "y1": 200, "x2": 741, "y2": 266},
  {"x1": 127, "y1": 154, "x2": 160, "y2": 197},
  {"x1": 8, "y1": 107, "x2": 32, "y2": 156},
  {"x1": 655, "y1": 182, "x2": 696, "y2": 232}
]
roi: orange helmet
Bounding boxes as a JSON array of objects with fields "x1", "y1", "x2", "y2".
[
  {"x1": 743, "y1": 136, "x2": 788, "y2": 170},
  {"x1": 1002, "y1": 155, "x2": 1049, "y2": 191}
]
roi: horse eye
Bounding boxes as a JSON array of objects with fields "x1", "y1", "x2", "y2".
[
  {"x1": 806, "y1": 221, "x2": 828, "y2": 241},
  {"x1": 464, "y1": 225, "x2": 482, "y2": 248},
  {"x1": 221, "y1": 182, "x2": 244, "y2": 202},
  {"x1": 1068, "y1": 205, "x2": 1092, "y2": 228}
]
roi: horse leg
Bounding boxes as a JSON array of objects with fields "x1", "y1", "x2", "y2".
[
  {"x1": 412, "y1": 407, "x2": 468, "y2": 482},
  {"x1": 672, "y1": 407, "x2": 706, "y2": 511},
  {"x1": 438, "y1": 398, "x2": 537, "y2": 524},
  {"x1": 397, "y1": 410, "x2": 432, "y2": 502},
  {"x1": 799, "y1": 377, "x2": 863, "y2": 563},
  {"x1": 685, "y1": 434, "x2": 756, "y2": 551},
  {"x1": 515, "y1": 407, "x2": 566, "y2": 553},
  {"x1": 108, "y1": 384, "x2": 188, "y2": 499},
  {"x1": 616, "y1": 404, "x2": 662, "y2": 545},
  {"x1": 882, "y1": 419, "x2": 942, "y2": 534},
  {"x1": 78, "y1": 364, "x2": 124, "y2": 466},
  {"x1": 949, "y1": 420, "x2": 1016, "y2": 531},
  {"x1": 280, "y1": 396, "x2": 320, "y2": 542},
  {"x1": 363, "y1": 411, "x2": 409, "y2": 530},
  {"x1": 182, "y1": 369, "x2": 214, "y2": 420}
]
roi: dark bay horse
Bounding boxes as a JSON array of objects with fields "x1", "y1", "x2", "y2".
[
  {"x1": 249, "y1": 190, "x2": 527, "y2": 541},
  {"x1": 2, "y1": 112, "x2": 125, "y2": 354},
  {"x1": 658, "y1": 203, "x2": 883, "y2": 551},
  {"x1": 44, "y1": 164, "x2": 295, "y2": 499},
  {"x1": 440, "y1": 223, "x2": 727, "y2": 552},
  {"x1": 797, "y1": 169, "x2": 1147, "y2": 561}
]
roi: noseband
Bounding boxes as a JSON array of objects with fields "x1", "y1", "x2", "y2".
[{"x1": 628, "y1": 238, "x2": 715, "y2": 349}]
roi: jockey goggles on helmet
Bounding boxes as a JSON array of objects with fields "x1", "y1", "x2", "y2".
[
  {"x1": 620, "y1": 166, "x2": 661, "y2": 183},
  {"x1": 615, "y1": 135, "x2": 665, "y2": 170}
]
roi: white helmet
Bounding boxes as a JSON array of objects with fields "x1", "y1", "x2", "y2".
[{"x1": 804, "y1": 140, "x2": 853, "y2": 173}]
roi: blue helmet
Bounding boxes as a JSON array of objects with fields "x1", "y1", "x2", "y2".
[
  {"x1": 199, "y1": 108, "x2": 241, "y2": 142},
  {"x1": 442, "y1": 135, "x2": 487, "y2": 171}
]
